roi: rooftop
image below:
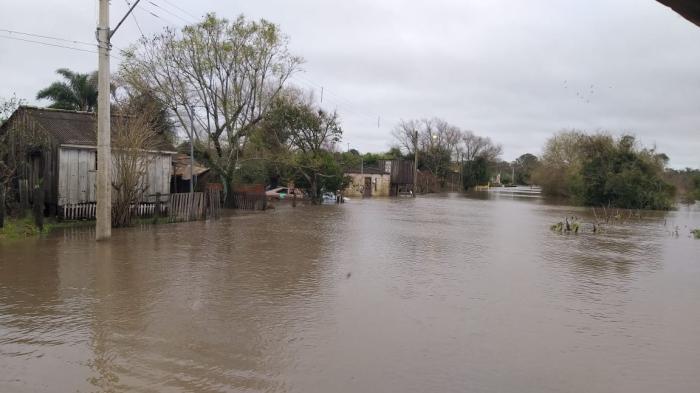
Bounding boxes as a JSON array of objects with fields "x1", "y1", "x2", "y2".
[{"x1": 1, "y1": 106, "x2": 176, "y2": 152}]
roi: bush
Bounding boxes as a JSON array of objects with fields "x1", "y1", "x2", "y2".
[{"x1": 535, "y1": 131, "x2": 675, "y2": 210}]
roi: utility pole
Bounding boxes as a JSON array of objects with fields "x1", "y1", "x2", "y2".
[
  {"x1": 188, "y1": 106, "x2": 196, "y2": 194},
  {"x1": 95, "y1": 0, "x2": 111, "y2": 241},
  {"x1": 95, "y1": 0, "x2": 141, "y2": 241},
  {"x1": 413, "y1": 130, "x2": 418, "y2": 197}
]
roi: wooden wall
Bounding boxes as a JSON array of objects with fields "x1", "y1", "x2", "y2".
[{"x1": 57, "y1": 147, "x2": 172, "y2": 206}]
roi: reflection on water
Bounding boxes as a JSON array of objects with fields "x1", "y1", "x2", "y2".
[{"x1": 1, "y1": 196, "x2": 699, "y2": 393}]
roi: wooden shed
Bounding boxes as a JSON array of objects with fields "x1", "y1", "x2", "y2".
[{"x1": 0, "y1": 106, "x2": 176, "y2": 216}]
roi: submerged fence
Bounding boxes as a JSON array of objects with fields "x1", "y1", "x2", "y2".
[
  {"x1": 231, "y1": 184, "x2": 266, "y2": 211},
  {"x1": 62, "y1": 201, "x2": 168, "y2": 221},
  {"x1": 61, "y1": 189, "x2": 223, "y2": 222}
]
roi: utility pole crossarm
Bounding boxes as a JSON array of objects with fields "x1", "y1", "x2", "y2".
[{"x1": 110, "y1": 0, "x2": 142, "y2": 39}]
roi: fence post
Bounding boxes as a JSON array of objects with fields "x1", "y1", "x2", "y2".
[
  {"x1": 32, "y1": 185, "x2": 44, "y2": 231},
  {"x1": 155, "y1": 193, "x2": 161, "y2": 218}
]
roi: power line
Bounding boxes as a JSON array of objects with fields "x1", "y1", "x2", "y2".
[
  {"x1": 0, "y1": 34, "x2": 96, "y2": 53},
  {"x1": 125, "y1": 0, "x2": 146, "y2": 39},
  {"x1": 0, "y1": 28, "x2": 94, "y2": 47},
  {"x1": 0, "y1": 34, "x2": 125, "y2": 62},
  {"x1": 148, "y1": 0, "x2": 193, "y2": 24},
  {"x1": 137, "y1": 2, "x2": 179, "y2": 28},
  {"x1": 159, "y1": 0, "x2": 199, "y2": 21}
]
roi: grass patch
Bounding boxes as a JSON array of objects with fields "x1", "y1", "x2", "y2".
[
  {"x1": 0, "y1": 216, "x2": 94, "y2": 241},
  {"x1": 0, "y1": 216, "x2": 51, "y2": 240},
  {"x1": 693, "y1": 229, "x2": 700, "y2": 239}
]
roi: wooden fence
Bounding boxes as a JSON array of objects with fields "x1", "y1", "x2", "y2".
[
  {"x1": 231, "y1": 191, "x2": 266, "y2": 210},
  {"x1": 62, "y1": 202, "x2": 168, "y2": 220},
  {"x1": 168, "y1": 192, "x2": 206, "y2": 222}
]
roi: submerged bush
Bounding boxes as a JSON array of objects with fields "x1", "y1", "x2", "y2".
[{"x1": 534, "y1": 131, "x2": 675, "y2": 210}]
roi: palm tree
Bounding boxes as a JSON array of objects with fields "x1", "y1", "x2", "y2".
[{"x1": 36, "y1": 68, "x2": 98, "y2": 112}]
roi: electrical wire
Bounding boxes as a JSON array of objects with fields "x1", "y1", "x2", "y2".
[
  {"x1": 159, "y1": 0, "x2": 199, "y2": 21},
  {"x1": 0, "y1": 34, "x2": 96, "y2": 53},
  {"x1": 0, "y1": 29, "x2": 94, "y2": 47},
  {"x1": 125, "y1": 0, "x2": 146, "y2": 39},
  {"x1": 148, "y1": 0, "x2": 193, "y2": 24}
]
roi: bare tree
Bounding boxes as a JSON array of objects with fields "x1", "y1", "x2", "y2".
[
  {"x1": 392, "y1": 119, "x2": 421, "y2": 155},
  {"x1": 110, "y1": 110, "x2": 160, "y2": 227},
  {"x1": 460, "y1": 131, "x2": 502, "y2": 162},
  {"x1": 120, "y1": 14, "x2": 303, "y2": 203}
]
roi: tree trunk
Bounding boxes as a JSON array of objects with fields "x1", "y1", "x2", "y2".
[
  {"x1": 0, "y1": 184, "x2": 5, "y2": 229},
  {"x1": 311, "y1": 173, "x2": 319, "y2": 205}
]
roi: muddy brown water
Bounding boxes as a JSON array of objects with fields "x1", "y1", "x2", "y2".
[{"x1": 1, "y1": 192, "x2": 699, "y2": 393}]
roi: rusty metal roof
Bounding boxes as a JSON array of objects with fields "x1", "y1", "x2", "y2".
[
  {"x1": 173, "y1": 153, "x2": 209, "y2": 179},
  {"x1": 2, "y1": 106, "x2": 176, "y2": 152}
]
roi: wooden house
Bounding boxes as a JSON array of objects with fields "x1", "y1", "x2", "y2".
[{"x1": 0, "y1": 106, "x2": 176, "y2": 216}]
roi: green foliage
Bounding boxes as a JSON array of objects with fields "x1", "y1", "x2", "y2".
[
  {"x1": 0, "y1": 216, "x2": 51, "y2": 240},
  {"x1": 120, "y1": 13, "x2": 302, "y2": 203},
  {"x1": 664, "y1": 168, "x2": 700, "y2": 203},
  {"x1": 36, "y1": 68, "x2": 98, "y2": 112},
  {"x1": 692, "y1": 229, "x2": 700, "y2": 239},
  {"x1": 534, "y1": 131, "x2": 675, "y2": 210},
  {"x1": 513, "y1": 153, "x2": 539, "y2": 185},
  {"x1": 251, "y1": 89, "x2": 345, "y2": 203},
  {"x1": 463, "y1": 156, "x2": 490, "y2": 189}
]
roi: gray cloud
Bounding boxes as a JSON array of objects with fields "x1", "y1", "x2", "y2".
[{"x1": 1, "y1": 0, "x2": 698, "y2": 167}]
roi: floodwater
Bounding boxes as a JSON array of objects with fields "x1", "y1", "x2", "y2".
[{"x1": 1, "y1": 192, "x2": 700, "y2": 393}]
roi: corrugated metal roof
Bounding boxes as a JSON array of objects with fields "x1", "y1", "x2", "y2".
[
  {"x1": 173, "y1": 153, "x2": 209, "y2": 179},
  {"x1": 6, "y1": 106, "x2": 175, "y2": 151}
]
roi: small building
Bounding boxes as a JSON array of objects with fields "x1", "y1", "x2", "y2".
[
  {"x1": 171, "y1": 153, "x2": 211, "y2": 193},
  {"x1": 0, "y1": 106, "x2": 176, "y2": 215},
  {"x1": 345, "y1": 167, "x2": 392, "y2": 198},
  {"x1": 344, "y1": 158, "x2": 415, "y2": 198}
]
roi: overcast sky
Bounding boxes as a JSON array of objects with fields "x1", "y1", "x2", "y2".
[{"x1": 1, "y1": 0, "x2": 699, "y2": 167}]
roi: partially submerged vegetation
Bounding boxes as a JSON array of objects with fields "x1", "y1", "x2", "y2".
[
  {"x1": 550, "y1": 216, "x2": 581, "y2": 234},
  {"x1": 533, "y1": 131, "x2": 676, "y2": 210}
]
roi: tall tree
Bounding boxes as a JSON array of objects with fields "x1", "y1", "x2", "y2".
[
  {"x1": 513, "y1": 153, "x2": 539, "y2": 185},
  {"x1": 261, "y1": 91, "x2": 343, "y2": 203},
  {"x1": 121, "y1": 14, "x2": 302, "y2": 203},
  {"x1": 36, "y1": 68, "x2": 98, "y2": 112}
]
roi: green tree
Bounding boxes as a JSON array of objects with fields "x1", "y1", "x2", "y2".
[
  {"x1": 36, "y1": 68, "x2": 98, "y2": 112},
  {"x1": 256, "y1": 90, "x2": 343, "y2": 203},
  {"x1": 513, "y1": 153, "x2": 539, "y2": 185},
  {"x1": 121, "y1": 14, "x2": 302, "y2": 204},
  {"x1": 535, "y1": 131, "x2": 675, "y2": 210},
  {"x1": 463, "y1": 156, "x2": 490, "y2": 189},
  {"x1": 532, "y1": 130, "x2": 586, "y2": 197}
]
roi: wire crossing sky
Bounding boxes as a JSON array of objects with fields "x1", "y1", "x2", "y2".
[{"x1": 1, "y1": 0, "x2": 699, "y2": 168}]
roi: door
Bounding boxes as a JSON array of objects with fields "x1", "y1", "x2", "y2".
[{"x1": 364, "y1": 177, "x2": 372, "y2": 198}]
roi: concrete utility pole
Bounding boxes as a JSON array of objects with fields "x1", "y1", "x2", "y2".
[
  {"x1": 95, "y1": 0, "x2": 141, "y2": 241},
  {"x1": 413, "y1": 130, "x2": 418, "y2": 197},
  {"x1": 95, "y1": 0, "x2": 112, "y2": 241},
  {"x1": 188, "y1": 106, "x2": 196, "y2": 194}
]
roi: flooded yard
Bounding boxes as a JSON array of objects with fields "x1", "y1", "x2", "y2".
[{"x1": 1, "y1": 193, "x2": 699, "y2": 392}]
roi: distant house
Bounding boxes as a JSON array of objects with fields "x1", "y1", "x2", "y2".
[
  {"x1": 0, "y1": 106, "x2": 176, "y2": 216},
  {"x1": 344, "y1": 159, "x2": 415, "y2": 198},
  {"x1": 171, "y1": 153, "x2": 211, "y2": 193}
]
